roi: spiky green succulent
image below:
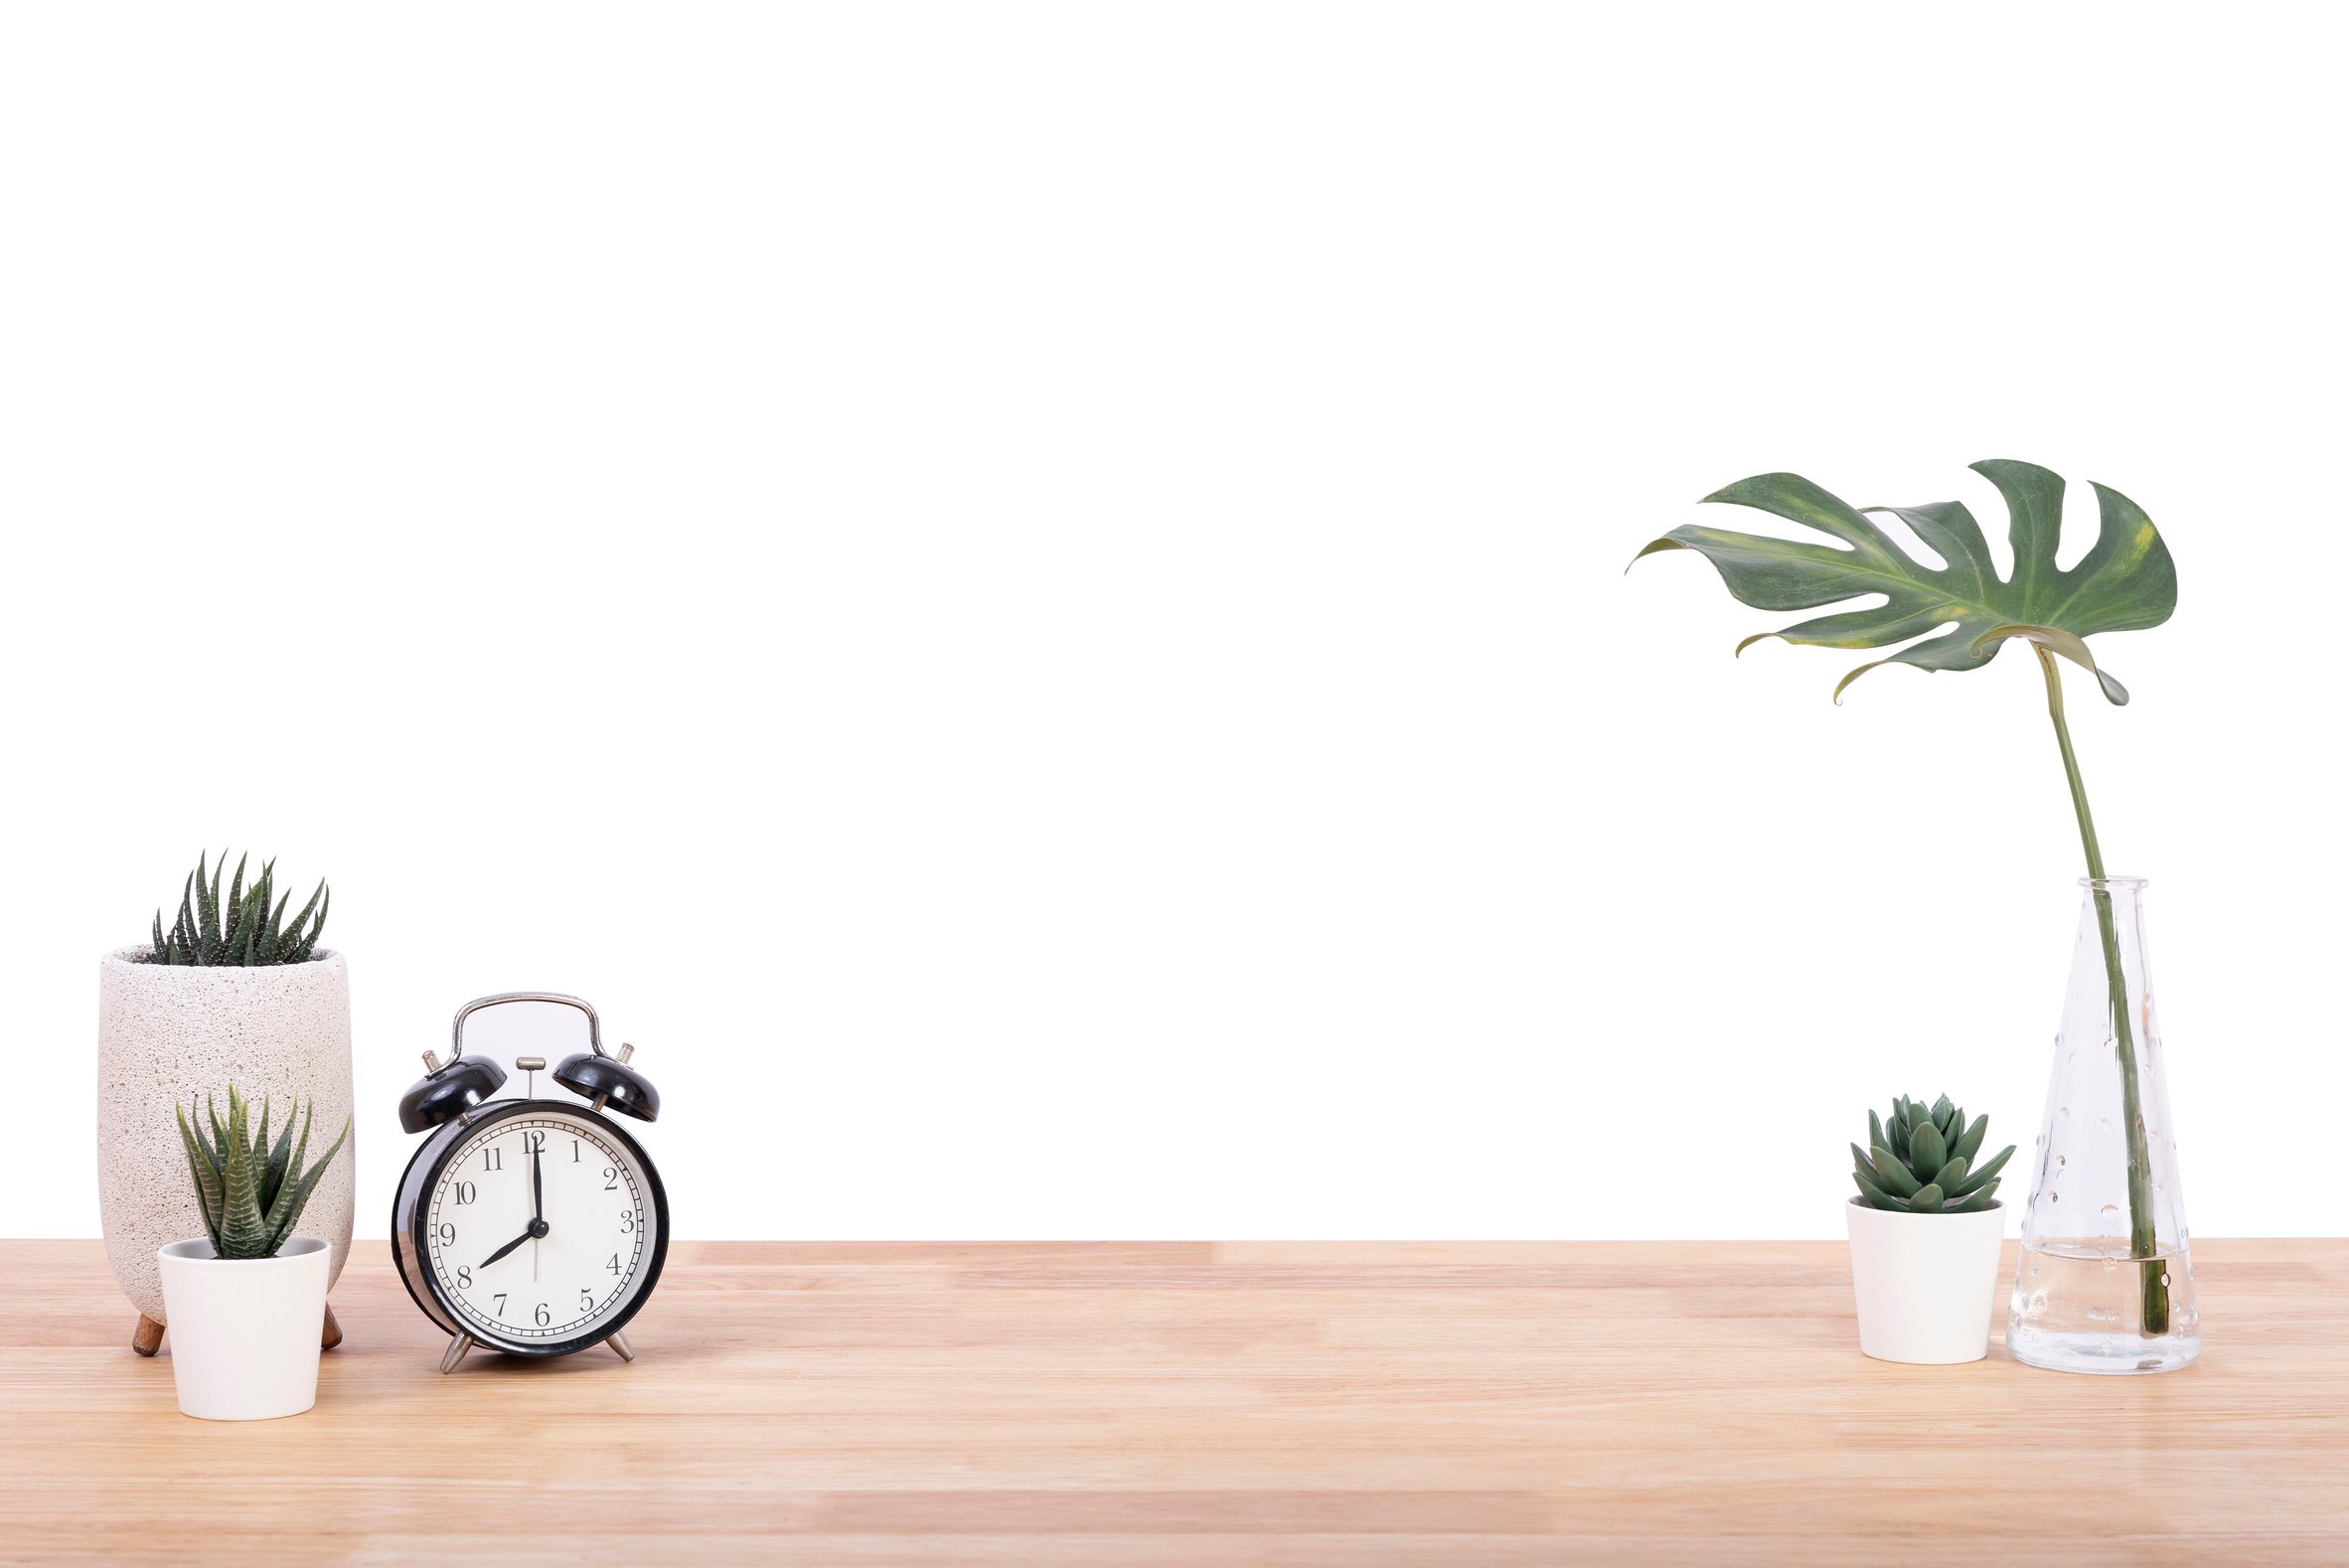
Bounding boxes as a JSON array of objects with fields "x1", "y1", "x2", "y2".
[
  {"x1": 147, "y1": 850, "x2": 329, "y2": 966},
  {"x1": 173, "y1": 1085, "x2": 351, "y2": 1259},
  {"x1": 1850, "y1": 1093, "x2": 2014, "y2": 1213}
]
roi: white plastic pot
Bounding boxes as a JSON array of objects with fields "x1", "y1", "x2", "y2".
[
  {"x1": 155, "y1": 1236, "x2": 331, "y2": 1420},
  {"x1": 1845, "y1": 1198, "x2": 2006, "y2": 1364}
]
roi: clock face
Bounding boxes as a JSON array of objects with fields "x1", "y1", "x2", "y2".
[{"x1": 420, "y1": 1106, "x2": 663, "y2": 1350}]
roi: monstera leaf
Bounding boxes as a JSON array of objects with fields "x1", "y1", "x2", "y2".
[{"x1": 1632, "y1": 459, "x2": 2176, "y2": 704}]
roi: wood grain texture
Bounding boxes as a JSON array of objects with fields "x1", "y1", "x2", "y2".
[{"x1": 3, "y1": 1239, "x2": 2345, "y2": 1566}]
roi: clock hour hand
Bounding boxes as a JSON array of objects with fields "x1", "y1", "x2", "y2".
[
  {"x1": 478, "y1": 1213, "x2": 549, "y2": 1271},
  {"x1": 479, "y1": 1230, "x2": 533, "y2": 1269}
]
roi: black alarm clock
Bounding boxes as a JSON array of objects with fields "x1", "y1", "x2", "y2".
[{"x1": 392, "y1": 993, "x2": 669, "y2": 1373}]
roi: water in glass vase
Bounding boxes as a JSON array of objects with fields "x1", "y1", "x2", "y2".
[
  {"x1": 2007, "y1": 877, "x2": 2201, "y2": 1374},
  {"x1": 2010, "y1": 1240, "x2": 2200, "y2": 1374}
]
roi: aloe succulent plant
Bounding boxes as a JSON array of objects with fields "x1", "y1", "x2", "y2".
[
  {"x1": 173, "y1": 1085, "x2": 351, "y2": 1259},
  {"x1": 147, "y1": 850, "x2": 329, "y2": 966},
  {"x1": 1850, "y1": 1094, "x2": 2014, "y2": 1214}
]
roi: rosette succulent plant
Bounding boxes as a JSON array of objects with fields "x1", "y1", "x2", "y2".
[
  {"x1": 1850, "y1": 1094, "x2": 2013, "y2": 1214},
  {"x1": 174, "y1": 1085, "x2": 352, "y2": 1259}
]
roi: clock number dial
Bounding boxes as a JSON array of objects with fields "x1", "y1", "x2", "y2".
[{"x1": 423, "y1": 1112, "x2": 655, "y2": 1346}]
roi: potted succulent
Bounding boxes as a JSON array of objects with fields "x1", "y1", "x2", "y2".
[
  {"x1": 98, "y1": 852, "x2": 356, "y2": 1356},
  {"x1": 159, "y1": 1085, "x2": 351, "y2": 1419},
  {"x1": 1846, "y1": 1095, "x2": 2015, "y2": 1363}
]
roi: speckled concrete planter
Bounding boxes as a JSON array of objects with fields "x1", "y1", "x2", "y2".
[{"x1": 96, "y1": 948, "x2": 356, "y2": 1335}]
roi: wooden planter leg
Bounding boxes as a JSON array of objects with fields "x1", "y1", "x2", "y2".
[{"x1": 322, "y1": 1303, "x2": 344, "y2": 1350}]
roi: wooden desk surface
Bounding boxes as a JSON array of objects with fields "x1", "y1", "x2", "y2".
[{"x1": 1, "y1": 1238, "x2": 2344, "y2": 1565}]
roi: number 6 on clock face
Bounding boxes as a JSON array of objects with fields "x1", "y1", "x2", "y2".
[{"x1": 395, "y1": 1100, "x2": 669, "y2": 1357}]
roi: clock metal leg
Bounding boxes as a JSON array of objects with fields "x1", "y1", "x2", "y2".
[
  {"x1": 131, "y1": 1314, "x2": 165, "y2": 1356},
  {"x1": 605, "y1": 1331, "x2": 635, "y2": 1362},
  {"x1": 321, "y1": 1303, "x2": 344, "y2": 1350},
  {"x1": 440, "y1": 1333, "x2": 474, "y2": 1374}
]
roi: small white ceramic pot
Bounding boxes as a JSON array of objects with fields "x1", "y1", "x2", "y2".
[
  {"x1": 155, "y1": 1236, "x2": 331, "y2": 1420},
  {"x1": 1845, "y1": 1198, "x2": 2006, "y2": 1364}
]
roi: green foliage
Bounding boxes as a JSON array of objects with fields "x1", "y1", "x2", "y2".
[
  {"x1": 147, "y1": 850, "x2": 329, "y2": 966},
  {"x1": 1850, "y1": 1094, "x2": 2014, "y2": 1214},
  {"x1": 173, "y1": 1085, "x2": 350, "y2": 1259},
  {"x1": 1631, "y1": 459, "x2": 2176, "y2": 705}
]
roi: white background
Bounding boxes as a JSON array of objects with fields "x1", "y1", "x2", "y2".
[{"x1": 4, "y1": 3, "x2": 2341, "y2": 1240}]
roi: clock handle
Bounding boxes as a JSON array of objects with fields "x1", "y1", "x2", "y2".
[{"x1": 450, "y1": 992, "x2": 606, "y2": 1060}]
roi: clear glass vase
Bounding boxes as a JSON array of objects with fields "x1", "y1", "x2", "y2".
[{"x1": 2007, "y1": 877, "x2": 2200, "y2": 1373}]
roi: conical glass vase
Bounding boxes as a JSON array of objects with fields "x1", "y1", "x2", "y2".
[{"x1": 2008, "y1": 877, "x2": 2200, "y2": 1374}]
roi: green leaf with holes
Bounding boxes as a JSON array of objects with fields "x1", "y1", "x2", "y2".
[{"x1": 1631, "y1": 459, "x2": 2175, "y2": 705}]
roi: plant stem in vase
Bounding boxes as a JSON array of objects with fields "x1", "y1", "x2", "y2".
[{"x1": 2032, "y1": 645, "x2": 2166, "y2": 1334}]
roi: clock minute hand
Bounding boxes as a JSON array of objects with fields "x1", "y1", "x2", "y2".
[{"x1": 532, "y1": 1141, "x2": 544, "y2": 1225}]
